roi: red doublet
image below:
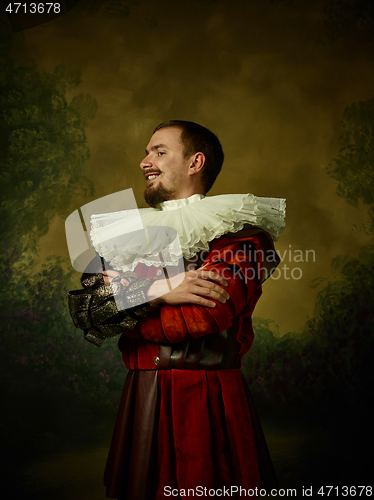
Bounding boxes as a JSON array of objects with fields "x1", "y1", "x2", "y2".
[{"x1": 104, "y1": 234, "x2": 277, "y2": 499}]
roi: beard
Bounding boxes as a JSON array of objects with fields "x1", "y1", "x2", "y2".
[{"x1": 144, "y1": 180, "x2": 176, "y2": 208}]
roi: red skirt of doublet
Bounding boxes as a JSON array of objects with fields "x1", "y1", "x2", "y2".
[{"x1": 104, "y1": 369, "x2": 277, "y2": 500}]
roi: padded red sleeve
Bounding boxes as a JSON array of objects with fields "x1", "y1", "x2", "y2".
[{"x1": 125, "y1": 236, "x2": 262, "y2": 343}]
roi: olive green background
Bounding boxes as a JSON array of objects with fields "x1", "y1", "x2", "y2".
[{"x1": 25, "y1": 0, "x2": 374, "y2": 334}]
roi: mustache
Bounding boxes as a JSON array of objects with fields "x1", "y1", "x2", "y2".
[{"x1": 144, "y1": 169, "x2": 161, "y2": 176}]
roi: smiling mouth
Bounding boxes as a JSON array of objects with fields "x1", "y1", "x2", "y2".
[{"x1": 146, "y1": 173, "x2": 160, "y2": 186}]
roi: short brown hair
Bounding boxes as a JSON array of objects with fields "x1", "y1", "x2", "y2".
[{"x1": 153, "y1": 120, "x2": 224, "y2": 193}]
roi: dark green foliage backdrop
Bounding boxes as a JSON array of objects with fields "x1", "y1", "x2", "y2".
[
  {"x1": 0, "y1": 53, "x2": 126, "y2": 497},
  {"x1": 0, "y1": 56, "x2": 94, "y2": 258},
  {"x1": 244, "y1": 246, "x2": 374, "y2": 414}
]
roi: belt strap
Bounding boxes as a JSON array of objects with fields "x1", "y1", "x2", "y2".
[{"x1": 157, "y1": 329, "x2": 240, "y2": 370}]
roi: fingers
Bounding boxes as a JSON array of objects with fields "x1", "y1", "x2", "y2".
[
  {"x1": 193, "y1": 283, "x2": 230, "y2": 304},
  {"x1": 103, "y1": 270, "x2": 120, "y2": 285},
  {"x1": 187, "y1": 293, "x2": 217, "y2": 308},
  {"x1": 103, "y1": 275, "x2": 111, "y2": 284},
  {"x1": 103, "y1": 270, "x2": 120, "y2": 277},
  {"x1": 104, "y1": 275, "x2": 130, "y2": 286},
  {"x1": 195, "y1": 269, "x2": 228, "y2": 287},
  {"x1": 184, "y1": 269, "x2": 230, "y2": 305}
]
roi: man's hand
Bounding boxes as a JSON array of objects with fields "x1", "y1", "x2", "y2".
[
  {"x1": 103, "y1": 270, "x2": 130, "y2": 286},
  {"x1": 103, "y1": 268, "x2": 230, "y2": 308},
  {"x1": 146, "y1": 269, "x2": 230, "y2": 308}
]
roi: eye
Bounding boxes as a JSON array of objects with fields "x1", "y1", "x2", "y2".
[{"x1": 157, "y1": 151, "x2": 165, "y2": 156}]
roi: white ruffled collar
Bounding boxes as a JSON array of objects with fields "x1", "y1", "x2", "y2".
[
  {"x1": 160, "y1": 193, "x2": 206, "y2": 210},
  {"x1": 90, "y1": 193, "x2": 286, "y2": 272}
]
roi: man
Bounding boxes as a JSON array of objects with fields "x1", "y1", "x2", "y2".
[{"x1": 68, "y1": 121, "x2": 285, "y2": 499}]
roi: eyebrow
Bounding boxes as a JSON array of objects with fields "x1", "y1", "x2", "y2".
[{"x1": 145, "y1": 143, "x2": 169, "y2": 155}]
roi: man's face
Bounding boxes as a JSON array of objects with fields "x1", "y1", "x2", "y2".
[{"x1": 140, "y1": 127, "x2": 192, "y2": 207}]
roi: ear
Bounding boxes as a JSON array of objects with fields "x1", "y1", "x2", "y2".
[{"x1": 188, "y1": 152, "x2": 205, "y2": 176}]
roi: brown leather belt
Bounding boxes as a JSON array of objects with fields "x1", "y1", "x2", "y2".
[{"x1": 156, "y1": 329, "x2": 241, "y2": 370}]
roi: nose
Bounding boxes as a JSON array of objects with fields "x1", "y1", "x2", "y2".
[{"x1": 140, "y1": 155, "x2": 152, "y2": 170}]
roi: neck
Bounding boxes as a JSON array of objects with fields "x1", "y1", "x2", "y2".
[{"x1": 166, "y1": 187, "x2": 206, "y2": 201}]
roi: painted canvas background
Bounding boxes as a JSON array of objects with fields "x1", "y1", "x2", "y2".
[{"x1": 1, "y1": 0, "x2": 373, "y2": 498}]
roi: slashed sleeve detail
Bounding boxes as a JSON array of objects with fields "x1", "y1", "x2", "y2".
[{"x1": 68, "y1": 255, "x2": 156, "y2": 347}]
